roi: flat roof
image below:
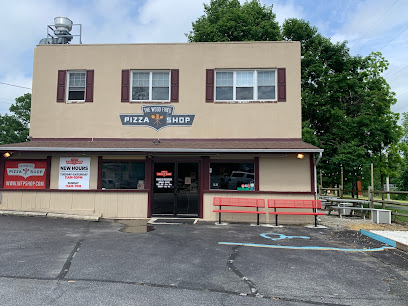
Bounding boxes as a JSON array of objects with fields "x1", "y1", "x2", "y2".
[{"x1": 0, "y1": 138, "x2": 323, "y2": 153}]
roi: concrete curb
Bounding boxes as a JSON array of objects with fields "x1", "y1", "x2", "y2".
[
  {"x1": 0, "y1": 210, "x2": 100, "y2": 222},
  {"x1": 0, "y1": 210, "x2": 47, "y2": 218},
  {"x1": 360, "y1": 229, "x2": 408, "y2": 252}
]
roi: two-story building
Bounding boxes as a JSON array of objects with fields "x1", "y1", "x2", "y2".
[{"x1": 0, "y1": 40, "x2": 322, "y2": 223}]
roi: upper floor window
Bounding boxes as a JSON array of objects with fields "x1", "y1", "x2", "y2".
[
  {"x1": 67, "y1": 71, "x2": 86, "y2": 101},
  {"x1": 57, "y1": 70, "x2": 94, "y2": 103},
  {"x1": 131, "y1": 71, "x2": 170, "y2": 101},
  {"x1": 215, "y1": 70, "x2": 276, "y2": 101}
]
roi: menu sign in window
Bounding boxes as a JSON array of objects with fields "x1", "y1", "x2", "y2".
[
  {"x1": 59, "y1": 157, "x2": 90, "y2": 190},
  {"x1": 155, "y1": 170, "x2": 173, "y2": 188},
  {"x1": 3, "y1": 160, "x2": 47, "y2": 189}
]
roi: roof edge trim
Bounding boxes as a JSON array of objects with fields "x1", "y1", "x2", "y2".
[{"x1": 0, "y1": 147, "x2": 323, "y2": 153}]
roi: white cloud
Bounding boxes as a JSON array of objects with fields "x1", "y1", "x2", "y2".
[
  {"x1": 0, "y1": 0, "x2": 208, "y2": 114},
  {"x1": 329, "y1": 0, "x2": 408, "y2": 116},
  {"x1": 269, "y1": 0, "x2": 304, "y2": 26},
  {"x1": 1, "y1": 0, "x2": 407, "y2": 118},
  {"x1": 0, "y1": 74, "x2": 32, "y2": 115}
]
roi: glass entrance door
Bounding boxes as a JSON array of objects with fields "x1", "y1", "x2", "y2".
[{"x1": 152, "y1": 162, "x2": 199, "y2": 216}]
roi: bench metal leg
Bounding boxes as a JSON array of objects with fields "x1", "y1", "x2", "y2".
[
  {"x1": 219, "y1": 205, "x2": 222, "y2": 224},
  {"x1": 315, "y1": 215, "x2": 317, "y2": 227},
  {"x1": 256, "y1": 207, "x2": 260, "y2": 225}
]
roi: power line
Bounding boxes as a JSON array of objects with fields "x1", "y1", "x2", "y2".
[
  {"x1": 350, "y1": 0, "x2": 399, "y2": 48},
  {"x1": 397, "y1": 91, "x2": 408, "y2": 99},
  {"x1": 0, "y1": 97, "x2": 15, "y2": 102},
  {"x1": 0, "y1": 82, "x2": 31, "y2": 90},
  {"x1": 380, "y1": 24, "x2": 408, "y2": 51},
  {"x1": 393, "y1": 94, "x2": 408, "y2": 112},
  {"x1": 383, "y1": 64, "x2": 408, "y2": 79},
  {"x1": 0, "y1": 101, "x2": 13, "y2": 105}
]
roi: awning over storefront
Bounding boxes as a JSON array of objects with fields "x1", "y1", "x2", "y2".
[{"x1": 0, "y1": 138, "x2": 323, "y2": 153}]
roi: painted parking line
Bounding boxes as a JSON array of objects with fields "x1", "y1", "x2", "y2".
[{"x1": 218, "y1": 232, "x2": 395, "y2": 252}]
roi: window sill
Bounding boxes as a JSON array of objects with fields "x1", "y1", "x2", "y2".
[
  {"x1": 0, "y1": 188, "x2": 149, "y2": 192},
  {"x1": 128, "y1": 101, "x2": 175, "y2": 104},
  {"x1": 66, "y1": 100, "x2": 86, "y2": 104},
  {"x1": 214, "y1": 100, "x2": 278, "y2": 104}
]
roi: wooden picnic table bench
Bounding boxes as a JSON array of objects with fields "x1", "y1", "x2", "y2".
[
  {"x1": 213, "y1": 197, "x2": 266, "y2": 225},
  {"x1": 268, "y1": 199, "x2": 325, "y2": 227},
  {"x1": 329, "y1": 205, "x2": 373, "y2": 219}
]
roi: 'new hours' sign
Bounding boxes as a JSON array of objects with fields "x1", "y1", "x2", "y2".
[{"x1": 59, "y1": 157, "x2": 90, "y2": 190}]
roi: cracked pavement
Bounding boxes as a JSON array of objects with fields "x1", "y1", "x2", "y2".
[{"x1": 0, "y1": 216, "x2": 407, "y2": 305}]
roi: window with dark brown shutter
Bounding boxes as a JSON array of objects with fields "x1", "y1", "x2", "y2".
[
  {"x1": 56, "y1": 70, "x2": 66, "y2": 102},
  {"x1": 170, "y1": 69, "x2": 179, "y2": 102},
  {"x1": 278, "y1": 68, "x2": 286, "y2": 102},
  {"x1": 121, "y1": 69, "x2": 130, "y2": 102},
  {"x1": 85, "y1": 70, "x2": 94, "y2": 102},
  {"x1": 206, "y1": 69, "x2": 214, "y2": 102}
]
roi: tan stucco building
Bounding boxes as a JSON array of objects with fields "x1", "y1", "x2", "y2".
[{"x1": 0, "y1": 41, "x2": 322, "y2": 223}]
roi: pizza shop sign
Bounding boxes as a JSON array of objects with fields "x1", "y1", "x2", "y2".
[
  {"x1": 120, "y1": 105, "x2": 195, "y2": 131},
  {"x1": 3, "y1": 161, "x2": 47, "y2": 189}
]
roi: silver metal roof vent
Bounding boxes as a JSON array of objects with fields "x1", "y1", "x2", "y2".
[{"x1": 39, "y1": 17, "x2": 82, "y2": 45}]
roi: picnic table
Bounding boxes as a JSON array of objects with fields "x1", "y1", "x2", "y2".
[{"x1": 327, "y1": 199, "x2": 371, "y2": 219}]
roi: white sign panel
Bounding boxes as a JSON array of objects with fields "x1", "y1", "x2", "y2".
[{"x1": 59, "y1": 157, "x2": 90, "y2": 190}]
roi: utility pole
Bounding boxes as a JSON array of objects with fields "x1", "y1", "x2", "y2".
[
  {"x1": 370, "y1": 163, "x2": 374, "y2": 208},
  {"x1": 340, "y1": 166, "x2": 344, "y2": 198}
]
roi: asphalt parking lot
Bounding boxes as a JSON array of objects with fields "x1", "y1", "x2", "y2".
[{"x1": 0, "y1": 216, "x2": 407, "y2": 306}]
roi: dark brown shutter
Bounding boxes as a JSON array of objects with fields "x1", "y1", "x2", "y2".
[
  {"x1": 206, "y1": 69, "x2": 214, "y2": 102},
  {"x1": 56, "y1": 70, "x2": 66, "y2": 102},
  {"x1": 85, "y1": 70, "x2": 94, "y2": 102},
  {"x1": 278, "y1": 68, "x2": 286, "y2": 102},
  {"x1": 170, "y1": 69, "x2": 179, "y2": 102},
  {"x1": 121, "y1": 69, "x2": 130, "y2": 102}
]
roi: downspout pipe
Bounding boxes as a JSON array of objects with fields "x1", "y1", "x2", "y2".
[{"x1": 314, "y1": 152, "x2": 323, "y2": 200}]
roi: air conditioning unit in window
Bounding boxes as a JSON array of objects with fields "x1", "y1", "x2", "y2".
[{"x1": 65, "y1": 100, "x2": 85, "y2": 104}]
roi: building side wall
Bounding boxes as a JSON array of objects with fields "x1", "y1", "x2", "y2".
[
  {"x1": 0, "y1": 191, "x2": 148, "y2": 219},
  {"x1": 30, "y1": 42, "x2": 301, "y2": 139},
  {"x1": 259, "y1": 154, "x2": 311, "y2": 192}
]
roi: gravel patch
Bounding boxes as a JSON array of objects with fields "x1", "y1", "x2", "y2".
[{"x1": 319, "y1": 211, "x2": 408, "y2": 231}]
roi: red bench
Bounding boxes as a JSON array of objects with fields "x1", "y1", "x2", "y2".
[
  {"x1": 213, "y1": 197, "x2": 266, "y2": 225},
  {"x1": 268, "y1": 199, "x2": 325, "y2": 227}
]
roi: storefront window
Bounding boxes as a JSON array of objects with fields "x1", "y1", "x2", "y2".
[
  {"x1": 101, "y1": 162, "x2": 145, "y2": 189},
  {"x1": 210, "y1": 162, "x2": 255, "y2": 191}
]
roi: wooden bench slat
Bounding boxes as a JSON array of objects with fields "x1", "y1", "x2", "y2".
[
  {"x1": 213, "y1": 197, "x2": 265, "y2": 225},
  {"x1": 268, "y1": 199, "x2": 321, "y2": 209},
  {"x1": 213, "y1": 197, "x2": 265, "y2": 208},
  {"x1": 268, "y1": 212, "x2": 325, "y2": 215},
  {"x1": 267, "y1": 199, "x2": 323, "y2": 227},
  {"x1": 213, "y1": 209, "x2": 266, "y2": 214}
]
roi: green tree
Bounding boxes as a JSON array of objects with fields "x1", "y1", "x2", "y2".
[
  {"x1": 281, "y1": 19, "x2": 402, "y2": 187},
  {"x1": 401, "y1": 112, "x2": 408, "y2": 145},
  {"x1": 397, "y1": 113, "x2": 408, "y2": 190},
  {"x1": 188, "y1": 3, "x2": 403, "y2": 190},
  {"x1": 0, "y1": 93, "x2": 31, "y2": 145},
  {"x1": 187, "y1": 0, "x2": 281, "y2": 42}
]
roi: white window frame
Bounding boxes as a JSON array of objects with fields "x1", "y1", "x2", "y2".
[
  {"x1": 214, "y1": 69, "x2": 277, "y2": 101},
  {"x1": 66, "y1": 70, "x2": 86, "y2": 102},
  {"x1": 130, "y1": 70, "x2": 171, "y2": 102}
]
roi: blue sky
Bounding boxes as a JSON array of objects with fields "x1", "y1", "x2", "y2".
[{"x1": 0, "y1": 0, "x2": 407, "y2": 118}]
